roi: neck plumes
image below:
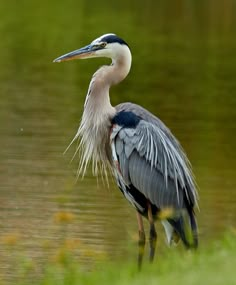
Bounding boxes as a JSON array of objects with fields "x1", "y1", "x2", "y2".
[{"x1": 72, "y1": 45, "x2": 132, "y2": 178}]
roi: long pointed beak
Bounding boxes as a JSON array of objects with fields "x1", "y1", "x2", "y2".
[{"x1": 53, "y1": 44, "x2": 95, "y2": 63}]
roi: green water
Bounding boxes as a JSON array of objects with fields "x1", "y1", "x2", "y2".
[{"x1": 0, "y1": 0, "x2": 236, "y2": 281}]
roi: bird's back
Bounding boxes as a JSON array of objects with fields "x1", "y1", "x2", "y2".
[{"x1": 114, "y1": 102, "x2": 198, "y2": 209}]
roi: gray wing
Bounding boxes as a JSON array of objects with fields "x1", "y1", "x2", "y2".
[{"x1": 113, "y1": 103, "x2": 198, "y2": 209}]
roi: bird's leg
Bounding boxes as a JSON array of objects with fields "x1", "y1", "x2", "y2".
[
  {"x1": 136, "y1": 212, "x2": 145, "y2": 270},
  {"x1": 147, "y1": 203, "x2": 157, "y2": 263}
]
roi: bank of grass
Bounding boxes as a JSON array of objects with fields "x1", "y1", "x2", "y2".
[
  {"x1": 1, "y1": 231, "x2": 235, "y2": 285},
  {"x1": 16, "y1": 231, "x2": 235, "y2": 285}
]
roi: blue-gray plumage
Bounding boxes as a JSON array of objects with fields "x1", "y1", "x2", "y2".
[
  {"x1": 54, "y1": 33, "x2": 199, "y2": 268},
  {"x1": 114, "y1": 103, "x2": 197, "y2": 208}
]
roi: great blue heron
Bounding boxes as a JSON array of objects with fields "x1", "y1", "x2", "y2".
[{"x1": 54, "y1": 33, "x2": 198, "y2": 268}]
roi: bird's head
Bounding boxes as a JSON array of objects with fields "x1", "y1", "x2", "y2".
[{"x1": 53, "y1": 33, "x2": 130, "y2": 63}]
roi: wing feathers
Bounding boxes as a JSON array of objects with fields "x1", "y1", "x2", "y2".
[
  {"x1": 128, "y1": 151, "x2": 183, "y2": 208},
  {"x1": 112, "y1": 115, "x2": 197, "y2": 209}
]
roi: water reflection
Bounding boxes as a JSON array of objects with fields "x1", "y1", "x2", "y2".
[{"x1": 0, "y1": 0, "x2": 236, "y2": 282}]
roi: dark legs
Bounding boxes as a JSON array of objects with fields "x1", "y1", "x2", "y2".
[
  {"x1": 136, "y1": 205, "x2": 157, "y2": 269},
  {"x1": 147, "y1": 203, "x2": 157, "y2": 263},
  {"x1": 136, "y1": 212, "x2": 145, "y2": 270}
]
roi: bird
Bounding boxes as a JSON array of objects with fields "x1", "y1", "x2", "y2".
[{"x1": 54, "y1": 33, "x2": 198, "y2": 268}]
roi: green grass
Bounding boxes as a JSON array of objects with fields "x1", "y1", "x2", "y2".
[{"x1": 2, "y1": 231, "x2": 236, "y2": 285}]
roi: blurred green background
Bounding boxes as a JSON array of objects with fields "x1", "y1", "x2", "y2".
[{"x1": 0, "y1": 0, "x2": 236, "y2": 282}]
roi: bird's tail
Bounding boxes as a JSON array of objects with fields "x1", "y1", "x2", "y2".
[{"x1": 166, "y1": 209, "x2": 198, "y2": 248}]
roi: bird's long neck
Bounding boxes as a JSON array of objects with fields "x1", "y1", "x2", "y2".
[
  {"x1": 85, "y1": 48, "x2": 132, "y2": 110},
  {"x1": 76, "y1": 47, "x2": 132, "y2": 176},
  {"x1": 83, "y1": 47, "x2": 132, "y2": 131}
]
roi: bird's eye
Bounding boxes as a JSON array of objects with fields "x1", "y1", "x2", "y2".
[{"x1": 100, "y1": 42, "x2": 107, "y2": 48}]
